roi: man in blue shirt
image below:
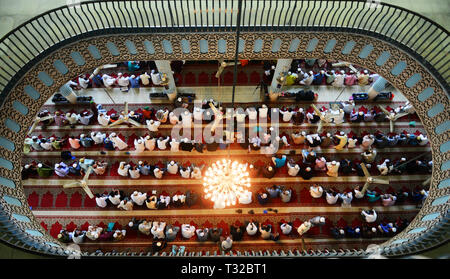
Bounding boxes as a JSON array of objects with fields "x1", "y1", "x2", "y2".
[
  {"x1": 129, "y1": 75, "x2": 140, "y2": 88},
  {"x1": 272, "y1": 155, "x2": 286, "y2": 168}
]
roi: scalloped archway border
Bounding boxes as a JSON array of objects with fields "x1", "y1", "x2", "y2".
[{"x1": 0, "y1": 31, "x2": 448, "y2": 256}]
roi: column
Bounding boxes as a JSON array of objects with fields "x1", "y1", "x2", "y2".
[
  {"x1": 59, "y1": 81, "x2": 78, "y2": 104},
  {"x1": 368, "y1": 77, "x2": 388, "y2": 100},
  {"x1": 155, "y1": 60, "x2": 178, "y2": 101},
  {"x1": 269, "y1": 59, "x2": 292, "y2": 102}
]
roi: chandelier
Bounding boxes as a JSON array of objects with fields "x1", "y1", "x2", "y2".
[{"x1": 203, "y1": 159, "x2": 251, "y2": 209}]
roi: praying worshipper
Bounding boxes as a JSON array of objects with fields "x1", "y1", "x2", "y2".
[
  {"x1": 172, "y1": 193, "x2": 186, "y2": 207},
  {"x1": 345, "y1": 226, "x2": 362, "y2": 238},
  {"x1": 411, "y1": 189, "x2": 428, "y2": 203},
  {"x1": 30, "y1": 136, "x2": 43, "y2": 151},
  {"x1": 280, "y1": 188, "x2": 292, "y2": 203},
  {"x1": 118, "y1": 197, "x2": 134, "y2": 211},
  {"x1": 353, "y1": 185, "x2": 365, "y2": 199},
  {"x1": 338, "y1": 159, "x2": 353, "y2": 175},
  {"x1": 330, "y1": 227, "x2": 346, "y2": 239},
  {"x1": 69, "y1": 136, "x2": 81, "y2": 150},
  {"x1": 305, "y1": 134, "x2": 322, "y2": 148},
  {"x1": 146, "y1": 119, "x2": 161, "y2": 134},
  {"x1": 381, "y1": 194, "x2": 397, "y2": 206},
  {"x1": 257, "y1": 191, "x2": 270, "y2": 205},
  {"x1": 310, "y1": 185, "x2": 324, "y2": 198},
  {"x1": 345, "y1": 71, "x2": 357, "y2": 85},
  {"x1": 374, "y1": 133, "x2": 388, "y2": 149},
  {"x1": 366, "y1": 190, "x2": 381, "y2": 203},
  {"x1": 169, "y1": 111, "x2": 180, "y2": 125},
  {"x1": 154, "y1": 167, "x2": 164, "y2": 179},
  {"x1": 350, "y1": 111, "x2": 364, "y2": 123},
  {"x1": 97, "y1": 112, "x2": 110, "y2": 126},
  {"x1": 280, "y1": 222, "x2": 293, "y2": 235},
  {"x1": 137, "y1": 161, "x2": 151, "y2": 176},
  {"x1": 262, "y1": 165, "x2": 276, "y2": 179},
  {"x1": 109, "y1": 133, "x2": 128, "y2": 150},
  {"x1": 292, "y1": 108, "x2": 305, "y2": 125},
  {"x1": 361, "y1": 134, "x2": 375, "y2": 150},
  {"x1": 79, "y1": 134, "x2": 94, "y2": 148},
  {"x1": 108, "y1": 189, "x2": 123, "y2": 206},
  {"x1": 259, "y1": 224, "x2": 279, "y2": 241},
  {"x1": 309, "y1": 216, "x2": 326, "y2": 227},
  {"x1": 37, "y1": 163, "x2": 53, "y2": 178},
  {"x1": 208, "y1": 228, "x2": 223, "y2": 242},
  {"x1": 299, "y1": 166, "x2": 314, "y2": 180},
  {"x1": 180, "y1": 166, "x2": 191, "y2": 179},
  {"x1": 71, "y1": 229, "x2": 85, "y2": 244},
  {"x1": 361, "y1": 209, "x2": 377, "y2": 223},
  {"x1": 377, "y1": 222, "x2": 397, "y2": 237},
  {"x1": 69, "y1": 162, "x2": 82, "y2": 176},
  {"x1": 191, "y1": 165, "x2": 203, "y2": 179},
  {"x1": 170, "y1": 138, "x2": 180, "y2": 152},
  {"x1": 158, "y1": 194, "x2": 171, "y2": 209},
  {"x1": 230, "y1": 225, "x2": 245, "y2": 241},
  {"x1": 326, "y1": 160, "x2": 340, "y2": 177},
  {"x1": 167, "y1": 161, "x2": 179, "y2": 175},
  {"x1": 117, "y1": 73, "x2": 130, "y2": 88},
  {"x1": 297, "y1": 221, "x2": 312, "y2": 237},
  {"x1": 157, "y1": 136, "x2": 170, "y2": 150},
  {"x1": 332, "y1": 70, "x2": 345, "y2": 87},
  {"x1": 221, "y1": 236, "x2": 233, "y2": 252},
  {"x1": 131, "y1": 191, "x2": 147, "y2": 206},
  {"x1": 118, "y1": 162, "x2": 130, "y2": 177},
  {"x1": 272, "y1": 155, "x2": 287, "y2": 169},
  {"x1": 66, "y1": 112, "x2": 79, "y2": 128},
  {"x1": 92, "y1": 161, "x2": 108, "y2": 176},
  {"x1": 86, "y1": 226, "x2": 103, "y2": 241},
  {"x1": 361, "y1": 226, "x2": 378, "y2": 239},
  {"x1": 58, "y1": 230, "x2": 72, "y2": 243},
  {"x1": 348, "y1": 136, "x2": 358, "y2": 148},
  {"x1": 245, "y1": 221, "x2": 259, "y2": 236},
  {"x1": 151, "y1": 221, "x2": 167, "y2": 239},
  {"x1": 21, "y1": 164, "x2": 37, "y2": 180},
  {"x1": 39, "y1": 138, "x2": 52, "y2": 151},
  {"x1": 54, "y1": 162, "x2": 69, "y2": 177},
  {"x1": 291, "y1": 131, "x2": 307, "y2": 145},
  {"x1": 334, "y1": 131, "x2": 348, "y2": 150},
  {"x1": 314, "y1": 156, "x2": 327, "y2": 172},
  {"x1": 196, "y1": 228, "x2": 209, "y2": 242},
  {"x1": 138, "y1": 220, "x2": 152, "y2": 235},
  {"x1": 361, "y1": 149, "x2": 377, "y2": 163},
  {"x1": 165, "y1": 225, "x2": 180, "y2": 241},
  {"x1": 377, "y1": 159, "x2": 393, "y2": 175},
  {"x1": 287, "y1": 160, "x2": 300, "y2": 176},
  {"x1": 181, "y1": 224, "x2": 196, "y2": 239},
  {"x1": 113, "y1": 230, "x2": 127, "y2": 241},
  {"x1": 146, "y1": 194, "x2": 158, "y2": 209},
  {"x1": 266, "y1": 185, "x2": 281, "y2": 199},
  {"x1": 325, "y1": 189, "x2": 339, "y2": 205},
  {"x1": 144, "y1": 135, "x2": 156, "y2": 151},
  {"x1": 339, "y1": 192, "x2": 353, "y2": 207},
  {"x1": 95, "y1": 193, "x2": 108, "y2": 208},
  {"x1": 306, "y1": 110, "x2": 321, "y2": 124},
  {"x1": 128, "y1": 75, "x2": 140, "y2": 88},
  {"x1": 102, "y1": 74, "x2": 116, "y2": 88},
  {"x1": 132, "y1": 137, "x2": 145, "y2": 153},
  {"x1": 299, "y1": 71, "x2": 314, "y2": 86},
  {"x1": 49, "y1": 137, "x2": 64, "y2": 150},
  {"x1": 417, "y1": 134, "x2": 429, "y2": 146},
  {"x1": 91, "y1": 131, "x2": 106, "y2": 145},
  {"x1": 78, "y1": 111, "x2": 93, "y2": 126}
]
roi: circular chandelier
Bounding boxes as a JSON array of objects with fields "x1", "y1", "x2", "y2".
[{"x1": 203, "y1": 159, "x2": 251, "y2": 209}]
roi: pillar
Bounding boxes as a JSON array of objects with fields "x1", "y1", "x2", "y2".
[
  {"x1": 59, "y1": 81, "x2": 78, "y2": 104},
  {"x1": 155, "y1": 60, "x2": 178, "y2": 101},
  {"x1": 368, "y1": 77, "x2": 388, "y2": 100},
  {"x1": 269, "y1": 59, "x2": 293, "y2": 102}
]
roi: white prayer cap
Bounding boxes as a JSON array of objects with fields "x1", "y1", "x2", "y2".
[
  {"x1": 73, "y1": 163, "x2": 77, "y2": 168},
  {"x1": 32, "y1": 136, "x2": 38, "y2": 140},
  {"x1": 110, "y1": 132, "x2": 116, "y2": 137},
  {"x1": 128, "y1": 222, "x2": 133, "y2": 227},
  {"x1": 339, "y1": 229, "x2": 344, "y2": 234},
  {"x1": 371, "y1": 227, "x2": 377, "y2": 232},
  {"x1": 271, "y1": 65, "x2": 276, "y2": 70},
  {"x1": 320, "y1": 70, "x2": 325, "y2": 74},
  {"x1": 55, "y1": 164, "x2": 60, "y2": 168},
  {"x1": 138, "y1": 161, "x2": 143, "y2": 165},
  {"x1": 340, "y1": 131, "x2": 345, "y2": 136},
  {"x1": 306, "y1": 167, "x2": 311, "y2": 171},
  {"x1": 319, "y1": 217, "x2": 325, "y2": 223},
  {"x1": 170, "y1": 161, "x2": 175, "y2": 164},
  {"x1": 24, "y1": 164, "x2": 30, "y2": 169},
  {"x1": 117, "y1": 72, "x2": 123, "y2": 76},
  {"x1": 364, "y1": 70, "x2": 368, "y2": 74},
  {"x1": 131, "y1": 75, "x2": 135, "y2": 78},
  {"x1": 80, "y1": 134, "x2": 85, "y2": 138},
  {"x1": 355, "y1": 228, "x2": 360, "y2": 233},
  {"x1": 268, "y1": 166, "x2": 273, "y2": 171},
  {"x1": 331, "y1": 70, "x2": 335, "y2": 73},
  {"x1": 50, "y1": 137, "x2": 55, "y2": 141},
  {"x1": 332, "y1": 161, "x2": 336, "y2": 165},
  {"x1": 38, "y1": 163, "x2": 43, "y2": 168},
  {"x1": 309, "y1": 71, "x2": 313, "y2": 75},
  {"x1": 327, "y1": 132, "x2": 331, "y2": 137},
  {"x1": 137, "y1": 139, "x2": 142, "y2": 144},
  {"x1": 146, "y1": 135, "x2": 150, "y2": 140},
  {"x1": 392, "y1": 227, "x2": 397, "y2": 233},
  {"x1": 262, "y1": 193, "x2": 267, "y2": 198},
  {"x1": 340, "y1": 70, "x2": 345, "y2": 74}
]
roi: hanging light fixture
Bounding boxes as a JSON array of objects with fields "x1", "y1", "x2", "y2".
[{"x1": 203, "y1": 159, "x2": 251, "y2": 209}]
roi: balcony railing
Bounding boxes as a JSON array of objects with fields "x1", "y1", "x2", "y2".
[{"x1": 0, "y1": 0, "x2": 448, "y2": 105}]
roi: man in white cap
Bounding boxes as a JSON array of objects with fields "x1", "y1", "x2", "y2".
[
  {"x1": 156, "y1": 109, "x2": 169, "y2": 123},
  {"x1": 109, "y1": 132, "x2": 128, "y2": 150},
  {"x1": 91, "y1": 131, "x2": 106, "y2": 145},
  {"x1": 280, "y1": 108, "x2": 294, "y2": 122},
  {"x1": 180, "y1": 166, "x2": 191, "y2": 178},
  {"x1": 167, "y1": 161, "x2": 179, "y2": 175},
  {"x1": 131, "y1": 191, "x2": 147, "y2": 206},
  {"x1": 78, "y1": 74, "x2": 90, "y2": 89},
  {"x1": 361, "y1": 134, "x2": 375, "y2": 150},
  {"x1": 309, "y1": 216, "x2": 326, "y2": 227},
  {"x1": 191, "y1": 165, "x2": 203, "y2": 179},
  {"x1": 297, "y1": 221, "x2": 312, "y2": 236},
  {"x1": 259, "y1": 104, "x2": 268, "y2": 119},
  {"x1": 246, "y1": 221, "x2": 258, "y2": 236},
  {"x1": 129, "y1": 165, "x2": 141, "y2": 179},
  {"x1": 291, "y1": 131, "x2": 307, "y2": 145},
  {"x1": 138, "y1": 220, "x2": 152, "y2": 235},
  {"x1": 144, "y1": 135, "x2": 156, "y2": 151},
  {"x1": 86, "y1": 225, "x2": 102, "y2": 241},
  {"x1": 140, "y1": 72, "x2": 151, "y2": 86},
  {"x1": 345, "y1": 70, "x2": 357, "y2": 86},
  {"x1": 78, "y1": 111, "x2": 93, "y2": 126},
  {"x1": 108, "y1": 189, "x2": 122, "y2": 206},
  {"x1": 246, "y1": 107, "x2": 257, "y2": 121},
  {"x1": 30, "y1": 136, "x2": 43, "y2": 151},
  {"x1": 134, "y1": 137, "x2": 145, "y2": 153},
  {"x1": 153, "y1": 167, "x2": 164, "y2": 179},
  {"x1": 146, "y1": 119, "x2": 161, "y2": 133},
  {"x1": 347, "y1": 136, "x2": 358, "y2": 149},
  {"x1": 170, "y1": 138, "x2": 180, "y2": 152},
  {"x1": 309, "y1": 184, "x2": 323, "y2": 198},
  {"x1": 326, "y1": 160, "x2": 340, "y2": 177},
  {"x1": 151, "y1": 222, "x2": 167, "y2": 239},
  {"x1": 54, "y1": 162, "x2": 69, "y2": 177},
  {"x1": 117, "y1": 73, "x2": 130, "y2": 88},
  {"x1": 325, "y1": 70, "x2": 336, "y2": 85},
  {"x1": 181, "y1": 224, "x2": 196, "y2": 239},
  {"x1": 93, "y1": 161, "x2": 108, "y2": 175},
  {"x1": 117, "y1": 197, "x2": 134, "y2": 211},
  {"x1": 357, "y1": 69, "x2": 370, "y2": 86},
  {"x1": 169, "y1": 111, "x2": 180, "y2": 125},
  {"x1": 68, "y1": 136, "x2": 81, "y2": 150},
  {"x1": 377, "y1": 159, "x2": 392, "y2": 176},
  {"x1": 326, "y1": 190, "x2": 339, "y2": 205},
  {"x1": 339, "y1": 191, "x2": 353, "y2": 207},
  {"x1": 137, "y1": 161, "x2": 151, "y2": 176},
  {"x1": 97, "y1": 112, "x2": 110, "y2": 126},
  {"x1": 150, "y1": 69, "x2": 162, "y2": 85},
  {"x1": 117, "y1": 161, "x2": 130, "y2": 177},
  {"x1": 287, "y1": 160, "x2": 300, "y2": 176},
  {"x1": 39, "y1": 138, "x2": 53, "y2": 151},
  {"x1": 332, "y1": 70, "x2": 345, "y2": 87},
  {"x1": 102, "y1": 73, "x2": 116, "y2": 88},
  {"x1": 165, "y1": 225, "x2": 180, "y2": 241},
  {"x1": 66, "y1": 112, "x2": 79, "y2": 128},
  {"x1": 362, "y1": 149, "x2": 377, "y2": 163},
  {"x1": 95, "y1": 193, "x2": 108, "y2": 208},
  {"x1": 280, "y1": 222, "x2": 293, "y2": 235},
  {"x1": 157, "y1": 136, "x2": 170, "y2": 150},
  {"x1": 362, "y1": 209, "x2": 377, "y2": 223}
]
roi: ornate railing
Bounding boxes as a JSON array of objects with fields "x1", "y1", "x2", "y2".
[{"x1": 0, "y1": 0, "x2": 448, "y2": 258}]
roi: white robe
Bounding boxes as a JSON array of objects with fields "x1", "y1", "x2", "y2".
[
  {"x1": 117, "y1": 162, "x2": 129, "y2": 177},
  {"x1": 97, "y1": 114, "x2": 110, "y2": 126},
  {"x1": 134, "y1": 139, "x2": 145, "y2": 153},
  {"x1": 144, "y1": 137, "x2": 156, "y2": 151},
  {"x1": 91, "y1": 132, "x2": 106, "y2": 145},
  {"x1": 146, "y1": 120, "x2": 161, "y2": 132},
  {"x1": 110, "y1": 136, "x2": 128, "y2": 150}
]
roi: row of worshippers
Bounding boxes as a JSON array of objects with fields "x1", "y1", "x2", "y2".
[
  {"x1": 32, "y1": 109, "x2": 95, "y2": 130},
  {"x1": 57, "y1": 227, "x2": 126, "y2": 244},
  {"x1": 83, "y1": 69, "x2": 167, "y2": 90},
  {"x1": 309, "y1": 185, "x2": 429, "y2": 206},
  {"x1": 330, "y1": 218, "x2": 410, "y2": 239},
  {"x1": 21, "y1": 158, "x2": 105, "y2": 179},
  {"x1": 115, "y1": 161, "x2": 203, "y2": 180},
  {"x1": 255, "y1": 185, "x2": 294, "y2": 205},
  {"x1": 95, "y1": 189, "x2": 198, "y2": 210}
]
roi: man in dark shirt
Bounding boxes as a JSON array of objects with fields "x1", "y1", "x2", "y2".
[
  {"x1": 180, "y1": 138, "x2": 194, "y2": 152},
  {"x1": 230, "y1": 225, "x2": 245, "y2": 241},
  {"x1": 262, "y1": 165, "x2": 276, "y2": 178},
  {"x1": 300, "y1": 167, "x2": 314, "y2": 180},
  {"x1": 208, "y1": 228, "x2": 223, "y2": 242}
]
